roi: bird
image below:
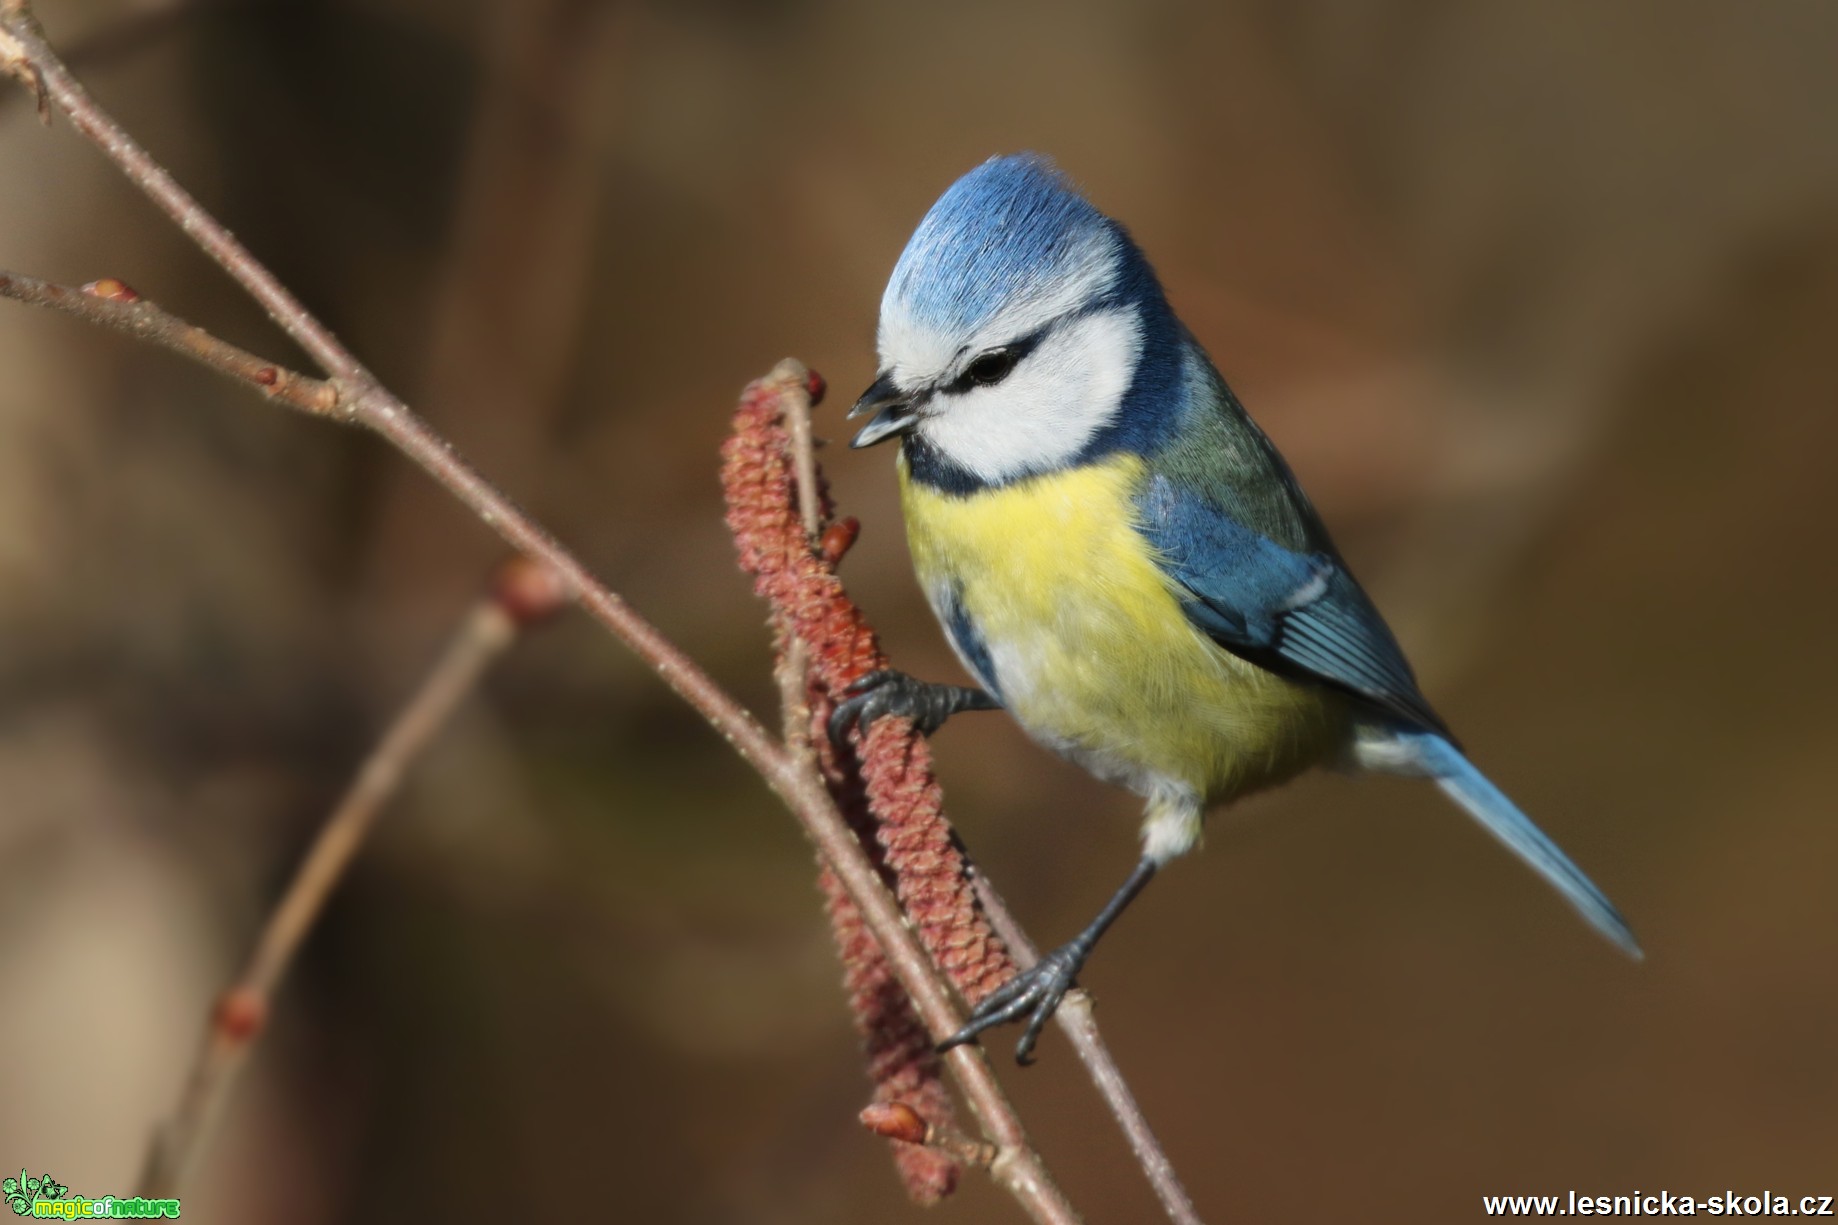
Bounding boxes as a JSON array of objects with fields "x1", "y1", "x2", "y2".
[{"x1": 830, "y1": 153, "x2": 1639, "y2": 1066}]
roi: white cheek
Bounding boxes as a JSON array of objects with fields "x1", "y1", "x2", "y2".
[{"x1": 918, "y1": 308, "x2": 1142, "y2": 484}]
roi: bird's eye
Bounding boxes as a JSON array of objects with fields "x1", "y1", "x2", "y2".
[{"x1": 965, "y1": 348, "x2": 1019, "y2": 387}]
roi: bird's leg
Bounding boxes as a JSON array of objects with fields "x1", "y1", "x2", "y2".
[
  {"x1": 826, "y1": 669, "x2": 1001, "y2": 746},
  {"x1": 938, "y1": 857, "x2": 1159, "y2": 1066}
]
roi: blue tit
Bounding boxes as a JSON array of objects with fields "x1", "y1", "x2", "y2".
[{"x1": 831, "y1": 153, "x2": 1639, "y2": 1065}]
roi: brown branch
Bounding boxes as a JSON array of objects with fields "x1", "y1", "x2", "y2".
[
  {"x1": 138, "y1": 560, "x2": 567, "y2": 1198},
  {"x1": 0, "y1": 10, "x2": 1082, "y2": 1222},
  {"x1": 0, "y1": 10, "x2": 371, "y2": 393},
  {"x1": 0, "y1": 271, "x2": 339, "y2": 416},
  {"x1": 972, "y1": 870, "x2": 1205, "y2": 1225},
  {"x1": 782, "y1": 364, "x2": 824, "y2": 740},
  {"x1": 0, "y1": 0, "x2": 46, "y2": 122},
  {"x1": 773, "y1": 369, "x2": 825, "y2": 752},
  {"x1": 0, "y1": 0, "x2": 232, "y2": 119}
]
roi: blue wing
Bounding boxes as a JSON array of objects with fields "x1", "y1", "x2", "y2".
[{"x1": 1136, "y1": 472, "x2": 1450, "y2": 737}]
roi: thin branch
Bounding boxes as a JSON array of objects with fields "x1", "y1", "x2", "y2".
[
  {"x1": 0, "y1": 1, "x2": 47, "y2": 123},
  {"x1": 775, "y1": 371, "x2": 824, "y2": 747},
  {"x1": 138, "y1": 565, "x2": 559, "y2": 1198},
  {"x1": 973, "y1": 870, "x2": 1204, "y2": 1225},
  {"x1": 0, "y1": 271, "x2": 339, "y2": 416},
  {"x1": 0, "y1": 11, "x2": 1080, "y2": 1222},
  {"x1": 0, "y1": 0, "x2": 236, "y2": 121},
  {"x1": 0, "y1": 9, "x2": 370, "y2": 392}
]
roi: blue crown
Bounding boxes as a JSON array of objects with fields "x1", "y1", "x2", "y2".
[{"x1": 885, "y1": 154, "x2": 1125, "y2": 334}]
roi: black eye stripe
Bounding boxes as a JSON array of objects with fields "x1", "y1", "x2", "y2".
[{"x1": 945, "y1": 331, "x2": 1043, "y2": 395}]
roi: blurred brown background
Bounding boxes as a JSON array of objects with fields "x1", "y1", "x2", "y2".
[{"x1": 2, "y1": 1, "x2": 1835, "y2": 1221}]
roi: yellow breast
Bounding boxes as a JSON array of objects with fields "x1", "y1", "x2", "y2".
[{"x1": 899, "y1": 453, "x2": 1347, "y2": 804}]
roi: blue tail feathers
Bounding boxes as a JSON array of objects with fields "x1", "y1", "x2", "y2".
[{"x1": 1403, "y1": 732, "x2": 1642, "y2": 959}]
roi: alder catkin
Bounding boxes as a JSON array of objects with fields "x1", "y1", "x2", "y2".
[{"x1": 720, "y1": 362, "x2": 1018, "y2": 1203}]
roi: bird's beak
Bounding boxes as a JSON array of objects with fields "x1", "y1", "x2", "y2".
[{"x1": 848, "y1": 372, "x2": 917, "y2": 449}]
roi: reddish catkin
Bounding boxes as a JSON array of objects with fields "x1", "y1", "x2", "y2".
[{"x1": 720, "y1": 360, "x2": 1017, "y2": 1203}]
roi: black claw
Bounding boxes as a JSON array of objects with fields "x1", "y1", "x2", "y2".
[
  {"x1": 826, "y1": 670, "x2": 999, "y2": 749},
  {"x1": 826, "y1": 670, "x2": 899, "y2": 747},
  {"x1": 936, "y1": 859, "x2": 1159, "y2": 1066},
  {"x1": 1014, "y1": 998, "x2": 1058, "y2": 1067},
  {"x1": 936, "y1": 943, "x2": 1087, "y2": 1066}
]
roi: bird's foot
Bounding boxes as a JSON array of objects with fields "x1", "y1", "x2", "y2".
[
  {"x1": 936, "y1": 940, "x2": 1088, "y2": 1066},
  {"x1": 826, "y1": 670, "x2": 998, "y2": 747}
]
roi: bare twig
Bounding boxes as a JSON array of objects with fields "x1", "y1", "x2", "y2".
[
  {"x1": 776, "y1": 371, "x2": 825, "y2": 748},
  {"x1": 0, "y1": 271, "x2": 339, "y2": 416},
  {"x1": 973, "y1": 870, "x2": 1205, "y2": 1225},
  {"x1": 0, "y1": 11, "x2": 1081, "y2": 1222},
  {"x1": 138, "y1": 560, "x2": 567, "y2": 1198},
  {"x1": 0, "y1": 0, "x2": 230, "y2": 118},
  {"x1": 0, "y1": 2, "x2": 48, "y2": 123}
]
